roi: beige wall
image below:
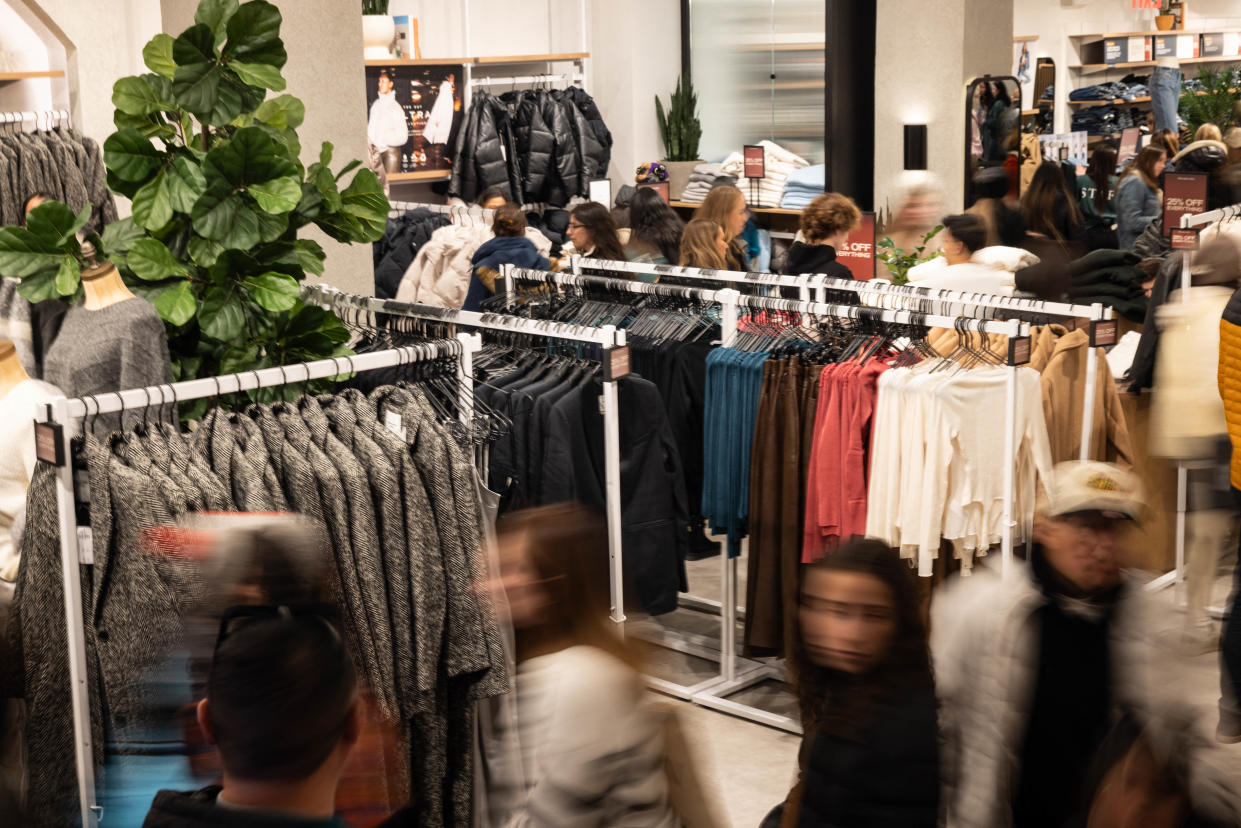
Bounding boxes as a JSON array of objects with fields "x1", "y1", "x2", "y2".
[{"x1": 874, "y1": 0, "x2": 1013, "y2": 217}]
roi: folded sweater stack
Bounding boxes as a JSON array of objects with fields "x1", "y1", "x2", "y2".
[
  {"x1": 779, "y1": 164, "x2": 825, "y2": 210},
  {"x1": 720, "y1": 139, "x2": 809, "y2": 208},
  {"x1": 679, "y1": 163, "x2": 736, "y2": 203}
]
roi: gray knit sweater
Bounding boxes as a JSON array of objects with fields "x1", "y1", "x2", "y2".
[{"x1": 42, "y1": 297, "x2": 173, "y2": 436}]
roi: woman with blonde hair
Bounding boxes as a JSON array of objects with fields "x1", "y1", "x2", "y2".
[
  {"x1": 1115, "y1": 145, "x2": 1167, "y2": 249},
  {"x1": 693, "y1": 184, "x2": 749, "y2": 270},
  {"x1": 679, "y1": 218, "x2": 729, "y2": 270}
]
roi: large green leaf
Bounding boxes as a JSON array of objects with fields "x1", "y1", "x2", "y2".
[
  {"x1": 254, "y1": 93, "x2": 304, "y2": 131},
  {"x1": 0, "y1": 227, "x2": 62, "y2": 280},
  {"x1": 219, "y1": 344, "x2": 259, "y2": 376},
  {"x1": 166, "y1": 156, "x2": 208, "y2": 213},
  {"x1": 188, "y1": 236, "x2": 225, "y2": 267},
  {"x1": 203, "y1": 126, "x2": 297, "y2": 190},
  {"x1": 104, "y1": 129, "x2": 163, "y2": 182},
  {"x1": 53, "y1": 256, "x2": 79, "y2": 297},
  {"x1": 191, "y1": 186, "x2": 261, "y2": 249},
  {"x1": 229, "y1": 60, "x2": 285, "y2": 91},
  {"x1": 14, "y1": 268, "x2": 64, "y2": 303},
  {"x1": 27, "y1": 202, "x2": 90, "y2": 249},
  {"x1": 224, "y1": 1, "x2": 286, "y2": 67},
  {"x1": 172, "y1": 25, "x2": 250, "y2": 126},
  {"x1": 132, "y1": 171, "x2": 173, "y2": 231},
  {"x1": 310, "y1": 164, "x2": 342, "y2": 212},
  {"x1": 257, "y1": 239, "x2": 325, "y2": 277},
  {"x1": 333, "y1": 169, "x2": 388, "y2": 241},
  {"x1": 112, "y1": 75, "x2": 172, "y2": 116},
  {"x1": 100, "y1": 217, "x2": 147, "y2": 259},
  {"x1": 243, "y1": 270, "x2": 299, "y2": 311},
  {"x1": 249, "y1": 175, "x2": 301, "y2": 213},
  {"x1": 114, "y1": 109, "x2": 178, "y2": 141},
  {"x1": 195, "y1": 0, "x2": 239, "y2": 45},
  {"x1": 142, "y1": 33, "x2": 178, "y2": 79},
  {"x1": 199, "y1": 286, "x2": 245, "y2": 341},
  {"x1": 151, "y1": 279, "x2": 198, "y2": 326},
  {"x1": 128, "y1": 238, "x2": 191, "y2": 281},
  {"x1": 254, "y1": 210, "x2": 289, "y2": 243}
]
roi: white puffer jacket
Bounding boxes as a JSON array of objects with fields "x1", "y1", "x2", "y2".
[
  {"x1": 394, "y1": 224, "x2": 553, "y2": 307},
  {"x1": 931, "y1": 561, "x2": 1165, "y2": 828}
]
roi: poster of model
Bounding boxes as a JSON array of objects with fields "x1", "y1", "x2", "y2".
[
  {"x1": 1038, "y1": 131, "x2": 1088, "y2": 167},
  {"x1": 365, "y1": 63, "x2": 464, "y2": 180}
]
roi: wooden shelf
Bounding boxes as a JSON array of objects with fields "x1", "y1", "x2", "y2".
[
  {"x1": 1013, "y1": 35, "x2": 1040, "y2": 43},
  {"x1": 1069, "y1": 29, "x2": 1241, "y2": 43},
  {"x1": 1069, "y1": 96, "x2": 1153, "y2": 107},
  {"x1": 366, "y1": 52, "x2": 588, "y2": 68},
  {"x1": 0, "y1": 70, "x2": 64, "y2": 83},
  {"x1": 387, "y1": 170, "x2": 451, "y2": 182},
  {"x1": 1071, "y1": 55, "x2": 1241, "y2": 74},
  {"x1": 1021, "y1": 108, "x2": 1040, "y2": 116},
  {"x1": 669, "y1": 199, "x2": 803, "y2": 216}
]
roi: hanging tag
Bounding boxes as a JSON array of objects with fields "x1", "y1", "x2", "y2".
[
  {"x1": 1008, "y1": 336, "x2": 1032, "y2": 366},
  {"x1": 1170, "y1": 227, "x2": 1200, "y2": 251},
  {"x1": 1090, "y1": 319, "x2": 1119, "y2": 347},
  {"x1": 384, "y1": 410, "x2": 407, "y2": 442},
  {"x1": 601, "y1": 346, "x2": 630, "y2": 381},
  {"x1": 34, "y1": 421, "x2": 65, "y2": 466},
  {"x1": 77, "y1": 526, "x2": 94, "y2": 565}
]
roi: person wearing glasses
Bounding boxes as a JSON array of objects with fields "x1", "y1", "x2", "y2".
[{"x1": 565, "y1": 202, "x2": 627, "y2": 262}]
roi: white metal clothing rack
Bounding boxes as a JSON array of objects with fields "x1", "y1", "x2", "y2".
[
  {"x1": 502, "y1": 265, "x2": 1030, "y2": 732},
  {"x1": 0, "y1": 107, "x2": 70, "y2": 132},
  {"x1": 387, "y1": 199, "x2": 494, "y2": 221},
  {"x1": 469, "y1": 73, "x2": 584, "y2": 88},
  {"x1": 36, "y1": 338, "x2": 479, "y2": 828}
]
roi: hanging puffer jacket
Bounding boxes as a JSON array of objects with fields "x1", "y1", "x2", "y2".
[
  {"x1": 564, "y1": 87, "x2": 613, "y2": 178},
  {"x1": 449, "y1": 93, "x2": 520, "y2": 202},
  {"x1": 556, "y1": 89, "x2": 605, "y2": 194},
  {"x1": 507, "y1": 90, "x2": 555, "y2": 203},
  {"x1": 540, "y1": 90, "x2": 579, "y2": 207}
]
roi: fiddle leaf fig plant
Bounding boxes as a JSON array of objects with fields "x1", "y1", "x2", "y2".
[{"x1": 0, "y1": 0, "x2": 387, "y2": 413}]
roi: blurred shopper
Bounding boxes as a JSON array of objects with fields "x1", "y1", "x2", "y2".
[
  {"x1": 768, "y1": 539, "x2": 939, "y2": 827},
  {"x1": 933, "y1": 461, "x2": 1156, "y2": 828},
  {"x1": 905, "y1": 213, "x2": 1019, "y2": 295},
  {"x1": 1151, "y1": 129, "x2": 1180, "y2": 166},
  {"x1": 679, "y1": 218, "x2": 730, "y2": 270},
  {"x1": 1078, "y1": 145, "x2": 1120, "y2": 250},
  {"x1": 1022, "y1": 161, "x2": 1085, "y2": 252},
  {"x1": 476, "y1": 185, "x2": 509, "y2": 210},
  {"x1": 1195, "y1": 123, "x2": 1224, "y2": 144},
  {"x1": 1213, "y1": 254, "x2": 1241, "y2": 743},
  {"x1": 968, "y1": 166, "x2": 1025, "y2": 248},
  {"x1": 778, "y1": 192, "x2": 861, "y2": 279},
  {"x1": 1115, "y1": 146, "x2": 1167, "y2": 250},
  {"x1": 881, "y1": 184, "x2": 943, "y2": 278},
  {"x1": 626, "y1": 186, "x2": 685, "y2": 265},
  {"x1": 566, "y1": 201, "x2": 627, "y2": 262},
  {"x1": 694, "y1": 184, "x2": 750, "y2": 270},
  {"x1": 465, "y1": 205, "x2": 550, "y2": 311},
  {"x1": 492, "y1": 504, "x2": 680, "y2": 827}
]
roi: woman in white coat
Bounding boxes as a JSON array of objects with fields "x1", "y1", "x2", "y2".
[{"x1": 422, "y1": 73, "x2": 456, "y2": 167}]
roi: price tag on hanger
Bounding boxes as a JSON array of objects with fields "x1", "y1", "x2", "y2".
[
  {"x1": 1008, "y1": 336, "x2": 1032, "y2": 366},
  {"x1": 1090, "y1": 319, "x2": 1119, "y2": 347},
  {"x1": 34, "y1": 421, "x2": 65, "y2": 466},
  {"x1": 602, "y1": 346, "x2": 631, "y2": 381},
  {"x1": 77, "y1": 526, "x2": 94, "y2": 565},
  {"x1": 1170, "y1": 227, "x2": 1200, "y2": 250}
]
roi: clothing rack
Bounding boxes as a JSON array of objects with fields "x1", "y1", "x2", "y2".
[
  {"x1": 468, "y1": 73, "x2": 584, "y2": 88},
  {"x1": 0, "y1": 108, "x2": 70, "y2": 131},
  {"x1": 301, "y1": 283, "x2": 631, "y2": 631},
  {"x1": 387, "y1": 199, "x2": 494, "y2": 221},
  {"x1": 570, "y1": 256, "x2": 1114, "y2": 462},
  {"x1": 501, "y1": 264, "x2": 1030, "y2": 733},
  {"x1": 35, "y1": 338, "x2": 479, "y2": 828}
]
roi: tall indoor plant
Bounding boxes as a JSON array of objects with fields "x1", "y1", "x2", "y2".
[
  {"x1": 1179, "y1": 66, "x2": 1241, "y2": 138},
  {"x1": 0, "y1": 0, "x2": 388, "y2": 416},
  {"x1": 656, "y1": 73, "x2": 703, "y2": 200}
]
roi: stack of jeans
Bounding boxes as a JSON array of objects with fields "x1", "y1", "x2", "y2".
[
  {"x1": 1069, "y1": 81, "x2": 1149, "y2": 102},
  {"x1": 1072, "y1": 104, "x2": 1141, "y2": 137}
]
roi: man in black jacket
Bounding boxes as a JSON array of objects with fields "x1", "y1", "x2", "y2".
[{"x1": 142, "y1": 606, "x2": 415, "y2": 827}]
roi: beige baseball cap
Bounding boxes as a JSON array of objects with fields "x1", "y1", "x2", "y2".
[{"x1": 1045, "y1": 461, "x2": 1144, "y2": 520}]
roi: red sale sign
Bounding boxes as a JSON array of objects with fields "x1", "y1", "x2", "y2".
[{"x1": 837, "y1": 213, "x2": 877, "y2": 281}]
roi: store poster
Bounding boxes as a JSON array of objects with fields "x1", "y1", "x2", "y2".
[
  {"x1": 1162, "y1": 173, "x2": 1208, "y2": 236},
  {"x1": 1038, "y1": 132, "x2": 1088, "y2": 167},
  {"x1": 837, "y1": 213, "x2": 876, "y2": 281},
  {"x1": 365, "y1": 63, "x2": 464, "y2": 180},
  {"x1": 1013, "y1": 40, "x2": 1032, "y2": 111},
  {"x1": 1118, "y1": 128, "x2": 1140, "y2": 165}
]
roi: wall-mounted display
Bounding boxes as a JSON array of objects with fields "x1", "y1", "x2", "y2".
[{"x1": 365, "y1": 63, "x2": 464, "y2": 178}]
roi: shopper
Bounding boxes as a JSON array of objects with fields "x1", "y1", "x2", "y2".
[
  {"x1": 881, "y1": 184, "x2": 943, "y2": 273},
  {"x1": 464, "y1": 205, "x2": 550, "y2": 311},
  {"x1": 1151, "y1": 129, "x2": 1180, "y2": 166},
  {"x1": 475, "y1": 185, "x2": 508, "y2": 210},
  {"x1": 769, "y1": 539, "x2": 939, "y2": 827},
  {"x1": 142, "y1": 603, "x2": 415, "y2": 827},
  {"x1": 679, "y1": 217, "x2": 729, "y2": 270},
  {"x1": 1078, "y1": 144, "x2": 1119, "y2": 250},
  {"x1": 1115, "y1": 146, "x2": 1166, "y2": 250},
  {"x1": 967, "y1": 166, "x2": 1025, "y2": 247},
  {"x1": 693, "y1": 184, "x2": 749, "y2": 270},
  {"x1": 933, "y1": 461, "x2": 1155, "y2": 828},
  {"x1": 1022, "y1": 160, "x2": 1085, "y2": 252},
  {"x1": 906, "y1": 213, "x2": 1017, "y2": 296},
  {"x1": 566, "y1": 201, "x2": 627, "y2": 262},
  {"x1": 626, "y1": 186, "x2": 685, "y2": 265},
  {"x1": 779, "y1": 192, "x2": 861, "y2": 279},
  {"x1": 1195, "y1": 122, "x2": 1224, "y2": 144},
  {"x1": 492, "y1": 504, "x2": 679, "y2": 827},
  {"x1": 1215, "y1": 269, "x2": 1241, "y2": 744}
]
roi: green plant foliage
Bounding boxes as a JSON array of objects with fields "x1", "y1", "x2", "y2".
[
  {"x1": 876, "y1": 225, "x2": 943, "y2": 286},
  {"x1": 0, "y1": 0, "x2": 386, "y2": 415},
  {"x1": 1178, "y1": 67, "x2": 1241, "y2": 138},
  {"x1": 361, "y1": 0, "x2": 389, "y2": 14},
  {"x1": 655, "y1": 74, "x2": 702, "y2": 162}
]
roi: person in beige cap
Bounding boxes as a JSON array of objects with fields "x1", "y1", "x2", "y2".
[{"x1": 932, "y1": 461, "x2": 1163, "y2": 828}]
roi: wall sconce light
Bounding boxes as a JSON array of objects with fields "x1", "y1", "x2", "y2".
[{"x1": 904, "y1": 124, "x2": 927, "y2": 170}]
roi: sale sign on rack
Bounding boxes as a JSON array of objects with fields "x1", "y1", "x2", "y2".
[
  {"x1": 1163, "y1": 173, "x2": 1208, "y2": 236},
  {"x1": 837, "y1": 213, "x2": 877, "y2": 281},
  {"x1": 743, "y1": 145, "x2": 766, "y2": 179}
]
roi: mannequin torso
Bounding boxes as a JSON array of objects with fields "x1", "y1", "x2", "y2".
[{"x1": 81, "y1": 262, "x2": 136, "y2": 311}]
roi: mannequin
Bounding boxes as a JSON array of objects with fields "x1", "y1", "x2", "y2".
[{"x1": 80, "y1": 241, "x2": 136, "y2": 310}]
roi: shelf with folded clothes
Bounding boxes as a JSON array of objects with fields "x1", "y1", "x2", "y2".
[
  {"x1": 1067, "y1": 87, "x2": 1240, "y2": 109},
  {"x1": 1069, "y1": 30, "x2": 1241, "y2": 44},
  {"x1": 1071, "y1": 55, "x2": 1241, "y2": 75}
]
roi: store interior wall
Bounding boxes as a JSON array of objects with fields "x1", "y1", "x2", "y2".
[
  {"x1": 873, "y1": 0, "x2": 1013, "y2": 217},
  {"x1": 1014, "y1": 0, "x2": 1241, "y2": 136}
]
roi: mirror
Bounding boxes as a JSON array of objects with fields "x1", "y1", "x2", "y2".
[{"x1": 965, "y1": 75, "x2": 1022, "y2": 208}]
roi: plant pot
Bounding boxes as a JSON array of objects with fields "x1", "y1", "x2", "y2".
[
  {"x1": 1155, "y1": 14, "x2": 1176, "y2": 30},
  {"x1": 664, "y1": 160, "x2": 702, "y2": 201},
  {"x1": 362, "y1": 14, "x2": 395, "y2": 59}
]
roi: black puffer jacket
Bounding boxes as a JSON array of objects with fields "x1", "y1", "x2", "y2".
[
  {"x1": 557, "y1": 90, "x2": 606, "y2": 192},
  {"x1": 564, "y1": 87, "x2": 613, "y2": 177},
  {"x1": 541, "y1": 91, "x2": 579, "y2": 206},
  {"x1": 506, "y1": 90, "x2": 554, "y2": 203},
  {"x1": 449, "y1": 92, "x2": 520, "y2": 202},
  {"x1": 372, "y1": 209, "x2": 452, "y2": 299}
]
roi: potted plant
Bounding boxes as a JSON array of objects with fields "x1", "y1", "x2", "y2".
[
  {"x1": 876, "y1": 226, "x2": 943, "y2": 285},
  {"x1": 1155, "y1": 0, "x2": 1176, "y2": 30},
  {"x1": 362, "y1": 0, "x2": 394, "y2": 59},
  {"x1": 655, "y1": 74, "x2": 703, "y2": 201},
  {"x1": 1179, "y1": 67, "x2": 1241, "y2": 137},
  {"x1": 0, "y1": 0, "x2": 387, "y2": 418}
]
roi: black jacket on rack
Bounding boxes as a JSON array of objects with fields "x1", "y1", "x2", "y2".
[
  {"x1": 449, "y1": 93, "x2": 521, "y2": 203},
  {"x1": 373, "y1": 209, "x2": 453, "y2": 299},
  {"x1": 563, "y1": 87, "x2": 613, "y2": 179},
  {"x1": 557, "y1": 90, "x2": 604, "y2": 195}
]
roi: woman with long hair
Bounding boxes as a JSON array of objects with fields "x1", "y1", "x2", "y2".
[
  {"x1": 1151, "y1": 129, "x2": 1179, "y2": 169},
  {"x1": 491, "y1": 504, "x2": 680, "y2": 827},
  {"x1": 566, "y1": 201, "x2": 627, "y2": 261},
  {"x1": 1115, "y1": 145, "x2": 1167, "y2": 250},
  {"x1": 1021, "y1": 161, "x2": 1085, "y2": 249},
  {"x1": 626, "y1": 186, "x2": 685, "y2": 264},
  {"x1": 679, "y1": 218, "x2": 729, "y2": 270},
  {"x1": 694, "y1": 184, "x2": 750, "y2": 270},
  {"x1": 1078, "y1": 145, "x2": 1120, "y2": 249},
  {"x1": 767, "y1": 539, "x2": 939, "y2": 827}
]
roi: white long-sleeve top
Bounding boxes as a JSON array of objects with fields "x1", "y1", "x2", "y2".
[{"x1": 368, "y1": 90, "x2": 409, "y2": 150}]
